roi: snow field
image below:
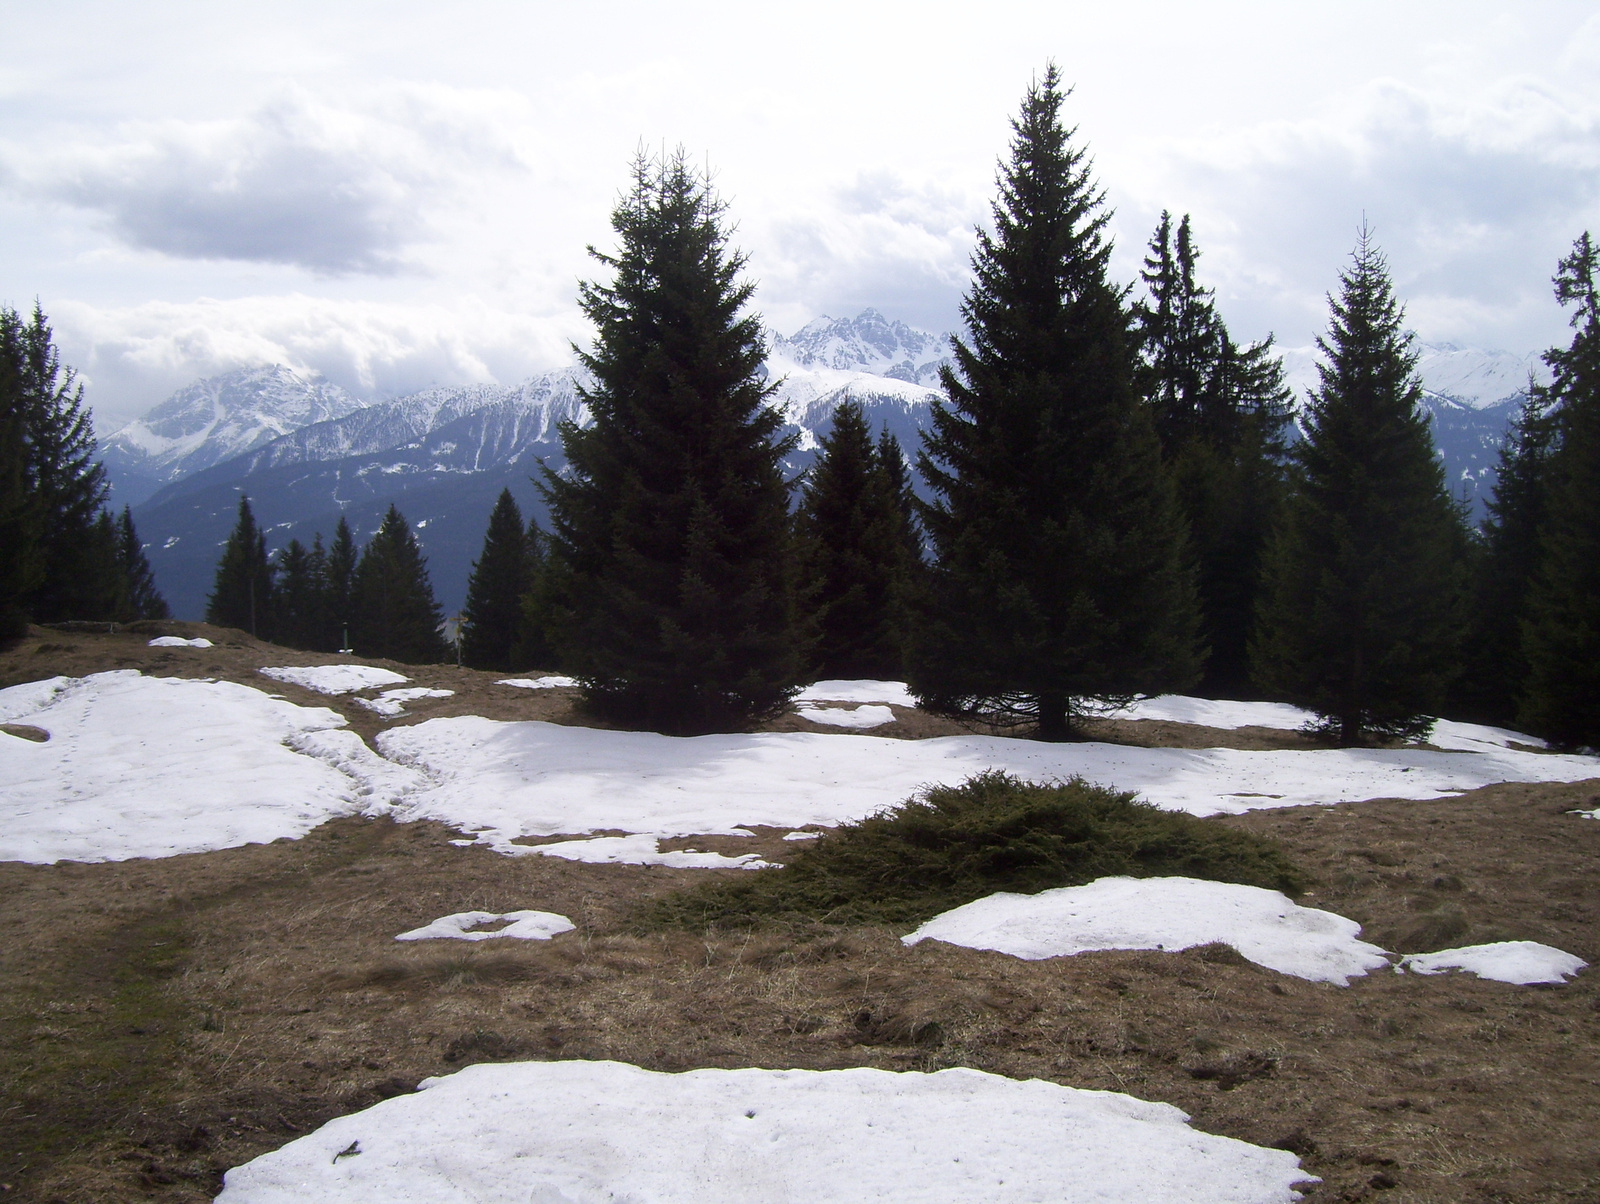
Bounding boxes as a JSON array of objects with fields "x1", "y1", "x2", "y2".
[
  {"x1": 903, "y1": 877, "x2": 1392, "y2": 985},
  {"x1": 355, "y1": 687, "x2": 455, "y2": 717},
  {"x1": 796, "y1": 703, "x2": 896, "y2": 728},
  {"x1": 258, "y1": 665, "x2": 410, "y2": 694},
  {"x1": 146, "y1": 636, "x2": 213, "y2": 648},
  {"x1": 395, "y1": 910, "x2": 575, "y2": 942},
  {"x1": 1400, "y1": 941, "x2": 1588, "y2": 985},
  {"x1": 214, "y1": 1060, "x2": 1313, "y2": 1204},
  {"x1": 0, "y1": 672, "x2": 420, "y2": 863}
]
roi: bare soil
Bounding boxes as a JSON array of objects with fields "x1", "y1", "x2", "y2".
[{"x1": 2, "y1": 625, "x2": 1598, "y2": 1203}]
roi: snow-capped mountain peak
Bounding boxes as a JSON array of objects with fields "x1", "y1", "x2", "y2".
[{"x1": 770, "y1": 309, "x2": 952, "y2": 386}]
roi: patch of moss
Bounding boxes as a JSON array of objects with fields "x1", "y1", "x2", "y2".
[{"x1": 643, "y1": 771, "x2": 1304, "y2": 929}]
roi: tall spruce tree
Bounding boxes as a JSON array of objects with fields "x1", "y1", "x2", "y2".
[
  {"x1": 0, "y1": 375, "x2": 40, "y2": 642},
  {"x1": 460, "y1": 488, "x2": 533, "y2": 671},
  {"x1": 1455, "y1": 391, "x2": 1558, "y2": 723},
  {"x1": 1, "y1": 303, "x2": 111, "y2": 623},
  {"x1": 1519, "y1": 233, "x2": 1600, "y2": 747},
  {"x1": 513, "y1": 516, "x2": 557, "y2": 670},
  {"x1": 910, "y1": 66, "x2": 1201, "y2": 739},
  {"x1": 1135, "y1": 214, "x2": 1294, "y2": 694},
  {"x1": 1250, "y1": 230, "x2": 1466, "y2": 744},
  {"x1": 207, "y1": 496, "x2": 274, "y2": 638},
  {"x1": 544, "y1": 149, "x2": 804, "y2": 733},
  {"x1": 323, "y1": 517, "x2": 358, "y2": 651},
  {"x1": 798, "y1": 401, "x2": 917, "y2": 679},
  {"x1": 114, "y1": 507, "x2": 168, "y2": 621},
  {"x1": 349, "y1": 504, "x2": 449, "y2": 663},
  {"x1": 273, "y1": 539, "x2": 322, "y2": 649}
]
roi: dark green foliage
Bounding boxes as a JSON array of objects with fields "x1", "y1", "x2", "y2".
[
  {"x1": 206, "y1": 496, "x2": 274, "y2": 638},
  {"x1": 545, "y1": 150, "x2": 804, "y2": 733},
  {"x1": 324, "y1": 518, "x2": 358, "y2": 651},
  {"x1": 798, "y1": 401, "x2": 921, "y2": 679},
  {"x1": 460, "y1": 489, "x2": 533, "y2": 672},
  {"x1": 1135, "y1": 213, "x2": 1294, "y2": 694},
  {"x1": 272, "y1": 539, "x2": 323, "y2": 649},
  {"x1": 114, "y1": 508, "x2": 169, "y2": 621},
  {"x1": 1250, "y1": 231, "x2": 1467, "y2": 744},
  {"x1": 0, "y1": 304, "x2": 111, "y2": 624},
  {"x1": 911, "y1": 66, "x2": 1201, "y2": 739},
  {"x1": 0, "y1": 399, "x2": 40, "y2": 643},
  {"x1": 643, "y1": 771, "x2": 1302, "y2": 930},
  {"x1": 512, "y1": 516, "x2": 557, "y2": 670},
  {"x1": 349, "y1": 504, "x2": 449, "y2": 663},
  {"x1": 1456, "y1": 392, "x2": 1558, "y2": 724},
  {"x1": 1520, "y1": 233, "x2": 1600, "y2": 747}
]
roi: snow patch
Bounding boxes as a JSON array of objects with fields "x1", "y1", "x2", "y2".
[
  {"x1": 499, "y1": 832, "x2": 775, "y2": 869},
  {"x1": 147, "y1": 636, "x2": 214, "y2": 648},
  {"x1": 497, "y1": 675, "x2": 577, "y2": 689},
  {"x1": 354, "y1": 687, "x2": 454, "y2": 717},
  {"x1": 796, "y1": 679, "x2": 916, "y2": 707},
  {"x1": 259, "y1": 665, "x2": 409, "y2": 694},
  {"x1": 395, "y1": 909, "x2": 574, "y2": 942},
  {"x1": 1400, "y1": 941, "x2": 1587, "y2": 985},
  {"x1": 903, "y1": 877, "x2": 1392, "y2": 985},
  {"x1": 797, "y1": 703, "x2": 895, "y2": 729},
  {"x1": 214, "y1": 1060, "x2": 1313, "y2": 1204}
]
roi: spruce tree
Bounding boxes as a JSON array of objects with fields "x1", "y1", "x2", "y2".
[
  {"x1": 323, "y1": 517, "x2": 358, "y2": 651},
  {"x1": 798, "y1": 401, "x2": 916, "y2": 679},
  {"x1": 544, "y1": 149, "x2": 804, "y2": 733},
  {"x1": 1519, "y1": 233, "x2": 1600, "y2": 747},
  {"x1": 207, "y1": 496, "x2": 275, "y2": 638},
  {"x1": 1, "y1": 303, "x2": 110, "y2": 623},
  {"x1": 1135, "y1": 213, "x2": 1293, "y2": 695},
  {"x1": 114, "y1": 507, "x2": 168, "y2": 621},
  {"x1": 0, "y1": 377, "x2": 40, "y2": 642},
  {"x1": 1455, "y1": 391, "x2": 1558, "y2": 724},
  {"x1": 1250, "y1": 230, "x2": 1466, "y2": 744},
  {"x1": 513, "y1": 516, "x2": 557, "y2": 670},
  {"x1": 910, "y1": 66, "x2": 1201, "y2": 739},
  {"x1": 83, "y1": 509, "x2": 128, "y2": 622},
  {"x1": 349, "y1": 504, "x2": 449, "y2": 663},
  {"x1": 460, "y1": 488, "x2": 532, "y2": 671},
  {"x1": 273, "y1": 539, "x2": 321, "y2": 649}
]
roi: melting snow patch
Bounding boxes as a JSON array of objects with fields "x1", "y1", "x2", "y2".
[
  {"x1": 504, "y1": 832, "x2": 775, "y2": 869},
  {"x1": 903, "y1": 876, "x2": 1391, "y2": 985},
  {"x1": 355, "y1": 687, "x2": 454, "y2": 717},
  {"x1": 0, "y1": 672, "x2": 422, "y2": 863},
  {"x1": 395, "y1": 909, "x2": 574, "y2": 942},
  {"x1": 784, "y1": 830, "x2": 822, "y2": 840},
  {"x1": 497, "y1": 675, "x2": 577, "y2": 689},
  {"x1": 259, "y1": 665, "x2": 409, "y2": 694},
  {"x1": 146, "y1": 636, "x2": 213, "y2": 648},
  {"x1": 1400, "y1": 941, "x2": 1587, "y2": 985},
  {"x1": 795, "y1": 679, "x2": 917, "y2": 707},
  {"x1": 796, "y1": 703, "x2": 895, "y2": 728},
  {"x1": 214, "y1": 1060, "x2": 1313, "y2": 1204}
]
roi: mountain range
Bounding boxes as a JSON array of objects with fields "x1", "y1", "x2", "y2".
[{"x1": 104, "y1": 310, "x2": 1536, "y2": 620}]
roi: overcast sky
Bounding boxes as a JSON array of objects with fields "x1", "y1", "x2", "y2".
[{"x1": 2, "y1": 1, "x2": 1598, "y2": 428}]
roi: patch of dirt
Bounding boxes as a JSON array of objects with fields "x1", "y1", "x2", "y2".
[{"x1": 2, "y1": 629, "x2": 1599, "y2": 1202}]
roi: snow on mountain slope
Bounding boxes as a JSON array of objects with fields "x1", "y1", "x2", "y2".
[
  {"x1": 100, "y1": 365, "x2": 364, "y2": 505},
  {"x1": 1280, "y1": 341, "x2": 1546, "y2": 410}
]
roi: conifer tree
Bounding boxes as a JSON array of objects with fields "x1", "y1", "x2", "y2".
[
  {"x1": 273, "y1": 539, "x2": 321, "y2": 649},
  {"x1": 0, "y1": 380, "x2": 40, "y2": 642},
  {"x1": 1455, "y1": 391, "x2": 1558, "y2": 723},
  {"x1": 1519, "y1": 233, "x2": 1600, "y2": 747},
  {"x1": 1250, "y1": 230, "x2": 1466, "y2": 744},
  {"x1": 513, "y1": 516, "x2": 557, "y2": 670},
  {"x1": 910, "y1": 66, "x2": 1201, "y2": 739},
  {"x1": 207, "y1": 496, "x2": 275, "y2": 638},
  {"x1": 798, "y1": 401, "x2": 917, "y2": 679},
  {"x1": 460, "y1": 488, "x2": 533, "y2": 671},
  {"x1": 114, "y1": 507, "x2": 169, "y2": 621},
  {"x1": 349, "y1": 504, "x2": 448, "y2": 663},
  {"x1": 1, "y1": 303, "x2": 110, "y2": 623},
  {"x1": 323, "y1": 517, "x2": 358, "y2": 651},
  {"x1": 544, "y1": 149, "x2": 804, "y2": 732},
  {"x1": 1135, "y1": 213, "x2": 1293, "y2": 694},
  {"x1": 83, "y1": 509, "x2": 128, "y2": 622}
]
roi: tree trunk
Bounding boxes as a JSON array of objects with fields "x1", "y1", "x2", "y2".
[{"x1": 1036, "y1": 692, "x2": 1073, "y2": 742}]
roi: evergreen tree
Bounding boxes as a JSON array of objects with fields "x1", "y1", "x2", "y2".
[
  {"x1": 798, "y1": 401, "x2": 917, "y2": 679},
  {"x1": 1135, "y1": 213, "x2": 1294, "y2": 694},
  {"x1": 544, "y1": 149, "x2": 804, "y2": 733},
  {"x1": 0, "y1": 380, "x2": 40, "y2": 643},
  {"x1": 349, "y1": 504, "x2": 449, "y2": 663},
  {"x1": 1455, "y1": 391, "x2": 1558, "y2": 723},
  {"x1": 273, "y1": 539, "x2": 321, "y2": 649},
  {"x1": 207, "y1": 496, "x2": 275, "y2": 638},
  {"x1": 82, "y1": 509, "x2": 128, "y2": 622},
  {"x1": 460, "y1": 488, "x2": 533, "y2": 671},
  {"x1": 1519, "y1": 233, "x2": 1600, "y2": 747},
  {"x1": 323, "y1": 517, "x2": 358, "y2": 651},
  {"x1": 1250, "y1": 230, "x2": 1466, "y2": 744},
  {"x1": 513, "y1": 516, "x2": 558, "y2": 670},
  {"x1": 910, "y1": 66, "x2": 1201, "y2": 739},
  {"x1": 1, "y1": 303, "x2": 110, "y2": 622},
  {"x1": 114, "y1": 507, "x2": 169, "y2": 621}
]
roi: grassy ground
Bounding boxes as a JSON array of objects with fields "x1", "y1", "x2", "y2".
[{"x1": 2, "y1": 626, "x2": 1599, "y2": 1202}]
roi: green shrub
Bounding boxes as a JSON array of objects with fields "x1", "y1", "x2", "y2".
[{"x1": 642, "y1": 771, "x2": 1303, "y2": 930}]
